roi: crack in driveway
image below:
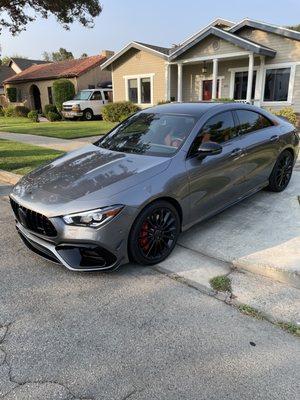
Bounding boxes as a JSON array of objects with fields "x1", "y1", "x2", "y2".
[{"x1": 0, "y1": 323, "x2": 94, "y2": 400}]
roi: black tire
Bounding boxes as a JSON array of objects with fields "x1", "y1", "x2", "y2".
[
  {"x1": 129, "y1": 200, "x2": 180, "y2": 265},
  {"x1": 267, "y1": 150, "x2": 294, "y2": 192},
  {"x1": 82, "y1": 109, "x2": 94, "y2": 121}
]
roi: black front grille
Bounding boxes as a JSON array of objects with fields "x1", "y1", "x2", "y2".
[{"x1": 10, "y1": 198, "x2": 57, "y2": 237}]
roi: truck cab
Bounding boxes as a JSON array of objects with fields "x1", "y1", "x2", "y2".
[{"x1": 62, "y1": 88, "x2": 113, "y2": 120}]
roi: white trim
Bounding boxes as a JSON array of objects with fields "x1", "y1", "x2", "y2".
[
  {"x1": 123, "y1": 74, "x2": 155, "y2": 106},
  {"x1": 199, "y1": 75, "x2": 225, "y2": 101},
  {"x1": 180, "y1": 51, "x2": 251, "y2": 65},
  {"x1": 261, "y1": 64, "x2": 296, "y2": 106}
]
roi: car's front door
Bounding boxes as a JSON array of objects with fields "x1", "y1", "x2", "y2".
[
  {"x1": 90, "y1": 90, "x2": 105, "y2": 115},
  {"x1": 232, "y1": 109, "x2": 282, "y2": 193},
  {"x1": 185, "y1": 111, "x2": 246, "y2": 224}
]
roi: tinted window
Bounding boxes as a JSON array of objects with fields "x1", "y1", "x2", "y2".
[
  {"x1": 141, "y1": 77, "x2": 151, "y2": 103},
  {"x1": 128, "y1": 79, "x2": 138, "y2": 103},
  {"x1": 189, "y1": 111, "x2": 237, "y2": 156},
  {"x1": 236, "y1": 110, "x2": 272, "y2": 135},
  {"x1": 264, "y1": 68, "x2": 290, "y2": 101}
]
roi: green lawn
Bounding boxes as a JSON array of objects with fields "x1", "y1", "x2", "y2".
[
  {"x1": 0, "y1": 139, "x2": 64, "y2": 175},
  {"x1": 0, "y1": 117, "x2": 116, "y2": 139}
]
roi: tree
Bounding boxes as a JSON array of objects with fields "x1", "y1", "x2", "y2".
[
  {"x1": 53, "y1": 79, "x2": 75, "y2": 111},
  {"x1": 42, "y1": 48, "x2": 74, "y2": 62},
  {"x1": 0, "y1": 1, "x2": 102, "y2": 35},
  {"x1": 286, "y1": 24, "x2": 300, "y2": 32},
  {"x1": 80, "y1": 53, "x2": 88, "y2": 58}
]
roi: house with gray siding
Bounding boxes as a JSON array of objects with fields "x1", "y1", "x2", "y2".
[{"x1": 102, "y1": 18, "x2": 300, "y2": 115}]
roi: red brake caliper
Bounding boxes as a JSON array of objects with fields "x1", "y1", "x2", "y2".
[{"x1": 139, "y1": 221, "x2": 150, "y2": 252}]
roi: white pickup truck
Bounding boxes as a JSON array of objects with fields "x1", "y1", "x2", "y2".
[{"x1": 62, "y1": 88, "x2": 113, "y2": 120}]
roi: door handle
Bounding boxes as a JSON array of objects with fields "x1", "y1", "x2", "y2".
[
  {"x1": 230, "y1": 148, "x2": 244, "y2": 157},
  {"x1": 270, "y1": 135, "x2": 279, "y2": 142}
]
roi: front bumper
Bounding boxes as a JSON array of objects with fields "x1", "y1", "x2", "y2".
[
  {"x1": 62, "y1": 110, "x2": 83, "y2": 118},
  {"x1": 13, "y1": 209, "x2": 132, "y2": 272}
]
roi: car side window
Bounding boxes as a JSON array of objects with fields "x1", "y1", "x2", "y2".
[
  {"x1": 90, "y1": 91, "x2": 102, "y2": 101},
  {"x1": 189, "y1": 111, "x2": 237, "y2": 156},
  {"x1": 235, "y1": 110, "x2": 273, "y2": 135}
]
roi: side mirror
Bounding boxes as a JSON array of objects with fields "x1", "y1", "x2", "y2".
[{"x1": 197, "y1": 141, "x2": 222, "y2": 157}]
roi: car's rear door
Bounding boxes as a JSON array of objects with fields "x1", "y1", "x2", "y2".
[
  {"x1": 185, "y1": 111, "x2": 247, "y2": 223},
  {"x1": 232, "y1": 109, "x2": 282, "y2": 192}
]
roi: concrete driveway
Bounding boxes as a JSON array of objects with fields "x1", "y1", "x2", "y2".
[{"x1": 1, "y1": 195, "x2": 300, "y2": 400}]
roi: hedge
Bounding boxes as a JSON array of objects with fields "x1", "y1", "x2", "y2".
[
  {"x1": 102, "y1": 101, "x2": 140, "y2": 123},
  {"x1": 47, "y1": 111, "x2": 62, "y2": 122},
  {"x1": 6, "y1": 87, "x2": 17, "y2": 102},
  {"x1": 53, "y1": 79, "x2": 75, "y2": 112},
  {"x1": 272, "y1": 107, "x2": 297, "y2": 126},
  {"x1": 44, "y1": 104, "x2": 58, "y2": 115},
  {"x1": 13, "y1": 105, "x2": 30, "y2": 117}
]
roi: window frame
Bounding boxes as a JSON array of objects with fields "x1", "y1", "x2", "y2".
[
  {"x1": 261, "y1": 64, "x2": 296, "y2": 106},
  {"x1": 187, "y1": 110, "x2": 239, "y2": 158},
  {"x1": 233, "y1": 109, "x2": 274, "y2": 136},
  {"x1": 233, "y1": 70, "x2": 257, "y2": 101},
  {"x1": 124, "y1": 74, "x2": 154, "y2": 106}
]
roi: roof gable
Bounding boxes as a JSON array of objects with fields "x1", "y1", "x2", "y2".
[
  {"x1": 230, "y1": 19, "x2": 300, "y2": 41},
  {"x1": 169, "y1": 27, "x2": 276, "y2": 60},
  {"x1": 9, "y1": 58, "x2": 49, "y2": 71}
]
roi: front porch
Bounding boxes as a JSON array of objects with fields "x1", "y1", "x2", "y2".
[{"x1": 165, "y1": 52, "x2": 268, "y2": 106}]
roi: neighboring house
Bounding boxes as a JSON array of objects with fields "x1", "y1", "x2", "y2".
[
  {"x1": 4, "y1": 51, "x2": 113, "y2": 111},
  {"x1": 0, "y1": 58, "x2": 48, "y2": 105},
  {"x1": 102, "y1": 18, "x2": 300, "y2": 114}
]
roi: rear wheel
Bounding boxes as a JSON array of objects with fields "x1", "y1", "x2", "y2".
[
  {"x1": 267, "y1": 150, "x2": 294, "y2": 192},
  {"x1": 129, "y1": 200, "x2": 180, "y2": 265},
  {"x1": 83, "y1": 109, "x2": 93, "y2": 121}
]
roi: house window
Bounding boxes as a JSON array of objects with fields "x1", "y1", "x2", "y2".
[
  {"x1": 128, "y1": 79, "x2": 138, "y2": 103},
  {"x1": 125, "y1": 75, "x2": 153, "y2": 105},
  {"x1": 17, "y1": 89, "x2": 22, "y2": 102},
  {"x1": 141, "y1": 78, "x2": 151, "y2": 103},
  {"x1": 234, "y1": 71, "x2": 257, "y2": 100},
  {"x1": 47, "y1": 87, "x2": 53, "y2": 104},
  {"x1": 263, "y1": 68, "x2": 291, "y2": 102}
]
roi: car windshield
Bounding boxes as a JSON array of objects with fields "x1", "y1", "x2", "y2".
[
  {"x1": 98, "y1": 113, "x2": 197, "y2": 157},
  {"x1": 73, "y1": 90, "x2": 92, "y2": 100}
]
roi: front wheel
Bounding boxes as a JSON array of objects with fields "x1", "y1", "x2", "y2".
[
  {"x1": 267, "y1": 150, "x2": 294, "y2": 192},
  {"x1": 129, "y1": 201, "x2": 180, "y2": 265}
]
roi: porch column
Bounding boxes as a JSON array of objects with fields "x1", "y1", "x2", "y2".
[
  {"x1": 177, "y1": 63, "x2": 183, "y2": 102},
  {"x1": 165, "y1": 63, "x2": 171, "y2": 101},
  {"x1": 255, "y1": 55, "x2": 265, "y2": 106},
  {"x1": 246, "y1": 53, "x2": 254, "y2": 103},
  {"x1": 212, "y1": 58, "x2": 218, "y2": 100}
]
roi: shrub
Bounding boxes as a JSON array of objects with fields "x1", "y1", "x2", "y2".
[
  {"x1": 157, "y1": 100, "x2": 171, "y2": 105},
  {"x1": 4, "y1": 105, "x2": 15, "y2": 117},
  {"x1": 27, "y1": 110, "x2": 39, "y2": 122},
  {"x1": 13, "y1": 105, "x2": 30, "y2": 117},
  {"x1": 6, "y1": 87, "x2": 17, "y2": 102},
  {"x1": 44, "y1": 104, "x2": 58, "y2": 115},
  {"x1": 53, "y1": 79, "x2": 75, "y2": 112},
  {"x1": 47, "y1": 111, "x2": 62, "y2": 122},
  {"x1": 0, "y1": 107, "x2": 4, "y2": 117},
  {"x1": 102, "y1": 101, "x2": 140, "y2": 123},
  {"x1": 272, "y1": 107, "x2": 297, "y2": 126}
]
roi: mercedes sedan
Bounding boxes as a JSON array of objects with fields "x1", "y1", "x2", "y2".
[{"x1": 10, "y1": 103, "x2": 299, "y2": 271}]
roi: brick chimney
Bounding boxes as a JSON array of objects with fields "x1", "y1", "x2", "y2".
[{"x1": 101, "y1": 50, "x2": 115, "y2": 59}]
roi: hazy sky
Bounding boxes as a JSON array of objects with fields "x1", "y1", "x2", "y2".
[{"x1": 1, "y1": 0, "x2": 299, "y2": 59}]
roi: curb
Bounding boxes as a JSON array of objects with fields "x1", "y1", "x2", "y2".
[
  {"x1": 0, "y1": 170, "x2": 22, "y2": 185},
  {"x1": 232, "y1": 259, "x2": 300, "y2": 290}
]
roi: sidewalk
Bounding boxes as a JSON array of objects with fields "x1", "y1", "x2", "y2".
[{"x1": 0, "y1": 132, "x2": 91, "y2": 152}]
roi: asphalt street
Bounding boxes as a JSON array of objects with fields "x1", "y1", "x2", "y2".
[{"x1": 0, "y1": 194, "x2": 299, "y2": 400}]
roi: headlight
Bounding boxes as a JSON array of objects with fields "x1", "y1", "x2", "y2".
[
  {"x1": 62, "y1": 205, "x2": 124, "y2": 228},
  {"x1": 72, "y1": 104, "x2": 81, "y2": 112}
]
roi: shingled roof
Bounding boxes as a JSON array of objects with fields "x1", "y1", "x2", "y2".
[
  {"x1": 5, "y1": 55, "x2": 107, "y2": 84},
  {"x1": 9, "y1": 58, "x2": 49, "y2": 70}
]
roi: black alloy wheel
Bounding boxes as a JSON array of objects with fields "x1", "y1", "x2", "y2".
[
  {"x1": 268, "y1": 150, "x2": 294, "y2": 192},
  {"x1": 129, "y1": 200, "x2": 180, "y2": 265}
]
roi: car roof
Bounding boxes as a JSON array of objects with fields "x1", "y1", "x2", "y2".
[
  {"x1": 142, "y1": 102, "x2": 270, "y2": 118},
  {"x1": 80, "y1": 88, "x2": 111, "y2": 92}
]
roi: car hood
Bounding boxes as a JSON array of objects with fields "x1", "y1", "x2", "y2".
[{"x1": 11, "y1": 145, "x2": 171, "y2": 216}]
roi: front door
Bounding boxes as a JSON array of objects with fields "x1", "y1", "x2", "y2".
[
  {"x1": 202, "y1": 80, "x2": 220, "y2": 100},
  {"x1": 185, "y1": 111, "x2": 245, "y2": 225}
]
